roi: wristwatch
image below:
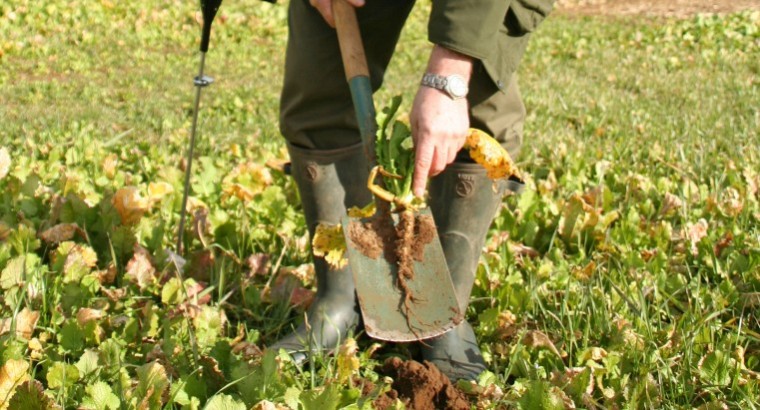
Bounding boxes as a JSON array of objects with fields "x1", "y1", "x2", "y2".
[{"x1": 420, "y1": 73, "x2": 468, "y2": 100}]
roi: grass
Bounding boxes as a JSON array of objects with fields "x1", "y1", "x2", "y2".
[{"x1": 0, "y1": 0, "x2": 758, "y2": 408}]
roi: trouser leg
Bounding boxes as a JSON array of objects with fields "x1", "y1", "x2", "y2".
[{"x1": 272, "y1": 0, "x2": 415, "y2": 359}]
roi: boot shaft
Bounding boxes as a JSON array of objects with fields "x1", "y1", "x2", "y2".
[{"x1": 428, "y1": 161, "x2": 520, "y2": 311}]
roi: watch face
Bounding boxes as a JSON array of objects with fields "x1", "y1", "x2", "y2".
[{"x1": 446, "y1": 75, "x2": 468, "y2": 98}]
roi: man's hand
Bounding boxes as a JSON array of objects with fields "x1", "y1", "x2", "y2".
[
  {"x1": 310, "y1": 0, "x2": 365, "y2": 27},
  {"x1": 410, "y1": 45, "x2": 473, "y2": 198}
]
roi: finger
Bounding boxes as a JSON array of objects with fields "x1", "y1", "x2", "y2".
[
  {"x1": 413, "y1": 143, "x2": 434, "y2": 198},
  {"x1": 428, "y1": 147, "x2": 448, "y2": 178},
  {"x1": 447, "y1": 144, "x2": 459, "y2": 167}
]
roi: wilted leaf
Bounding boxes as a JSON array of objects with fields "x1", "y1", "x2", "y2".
[
  {"x1": 124, "y1": 245, "x2": 157, "y2": 290},
  {"x1": 0, "y1": 359, "x2": 30, "y2": 410},
  {"x1": 39, "y1": 223, "x2": 80, "y2": 244},
  {"x1": 289, "y1": 287, "x2": 315, "y2": 310},
  {"x1": 76, "y1": 308, "x2": 104, "y2": 327},
  {"x1": 523, "y1": 330, "x2": 561, "y2": 358},
  {"x1": 578, "y1": 347, "x2": 607, "y2": 364},
  {"x1": 246, "y1": 253, "x2": 271, "y2": 277},
  {"x1": 112, "y1": 187, "x2": 148, "y2": 225},
  {"x1": 719, "y1": 187, "x2": 743, "y2": 217},
  {"x1": 312, "y1": 224, "x2": 347, "y2": 269},
  {"x1": 336, "y1": 338, "x2": 360, "y2": 383},
  {"x1": 684, "y1": 219, "x2": 708, "y2": 256},
  {"x1": 252, "y1": 400, "x2": 290, "y2": 410},
  {"x1": 659, "y1": 192, "x2": 683, "y2": 216},
  {"x1": 0, "y1": 308, "x2": 39, "y2": 340}
]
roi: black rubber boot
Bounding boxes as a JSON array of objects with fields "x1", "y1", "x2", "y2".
[
  {"x1": 269, "y1": 142, "x2": 371, "y2": 363},
  {"x1": 420, "y1": 161, "x2": 521, "y2": 381}
]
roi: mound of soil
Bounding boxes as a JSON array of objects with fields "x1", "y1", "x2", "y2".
[{"x1": 373, "y1": 357, "x2": 470, "y2": 410}]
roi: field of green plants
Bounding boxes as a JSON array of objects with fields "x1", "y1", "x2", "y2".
[{"x1": 0, "y1": 0, "x2": 758, "y2": 408}]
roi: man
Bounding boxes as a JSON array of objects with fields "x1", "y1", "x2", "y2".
[{"x1": 271, "y1": 0, "x2": 554, "y2": 381}]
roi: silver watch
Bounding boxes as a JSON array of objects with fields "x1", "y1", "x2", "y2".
[{"x1": 421, "y1": 73, "x2": 468, "y2": 100}]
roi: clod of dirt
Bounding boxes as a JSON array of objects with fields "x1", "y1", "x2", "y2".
[
  {"x1": 348, "y1": 219, "x2": 384, "y2": 259},
  {"x1": 411, "y1": 214, "x2": 436, "y2": 262},
  {"x1": 375, "y1": 357, "x2": 471, "y2": 410}
]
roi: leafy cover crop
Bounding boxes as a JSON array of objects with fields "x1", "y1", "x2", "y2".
[{"x1": 0, "y1": 0, "x2": 759, "y2": 408}]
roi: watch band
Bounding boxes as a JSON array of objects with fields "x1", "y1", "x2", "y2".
[{"x1": 420, "y1": 73, "x2": 468, "y2": 99}]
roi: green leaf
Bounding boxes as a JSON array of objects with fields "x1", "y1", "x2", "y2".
[
  {"x1": 161, "y1": 277, "x2": 183, "y2": 305},
  {"x1": 58, "y1": 320, "x2": 85, "y2": 354},
  {"x1": 46, "y1": 362, "x2": 80, "y2": 390},
  {"x1": 698, "y1": 351, "x2": 736, "y2": 386},
  {"x1": 76, "y1": 349, "x2": 100, "y2": 377},
  {"x1": 6, "y1": 380, "x2": 56, "y2": 410},
  {"x1": 0, "y1": 254, "x2": 40, "y2": 290},
  {"x1": 284, "y1": 386, "x2": 301, "y2": 410},
  {"x1": 8, "y1": 225, "x2": 40, "y2": 255},
  {"x1": 300, "y1": 383, "x2": 341, "y2": 410},
  {"x1": 518, "y1": 380, "x2": 566, "y2": 410},
  {"x1": 80, "y1": 381, "x2": 120, "y2": 410},
  {"x1": 203, "y1": 394, "x2": 246, "y2": 410},
  {"x1": 134, "y1": 362, "x2": 169, "y2": 409}
]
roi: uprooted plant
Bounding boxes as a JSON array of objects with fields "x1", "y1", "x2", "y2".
[{"x1": 313, "y1": 96, "x2": 522, "y2": 317}]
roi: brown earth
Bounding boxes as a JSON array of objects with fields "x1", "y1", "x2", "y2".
[
  {"x1": 556, "y1": 0, "x2": 760, "y2": 17},
  {"x1": 373, "y1": 357, "x2": 471, "y2": 410}
]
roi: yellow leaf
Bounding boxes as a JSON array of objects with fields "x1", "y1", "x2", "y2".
[
  {"x1": 147, "y1": 181, "x2": 174, "y2": 202},
  {"x1": 102, "y1": 154, "x2": 118, "y2": 179},
  {"x1": 572, "y1": 261, "x2": 596, "y2": 281},
  {"x1": 39, "y1": 223, "x2": 79, "y2": 244},
  {"x1": 222, "y1": 162, "x2": 273, "y2": 202},
  {"x1": 113, "y1": 187, "x2": 148, "y2": 225},
  {"x1": 312, "y1": 224, "x2": 347, "y2": 269},
  {"x1": 463, "y1": 129, "x2": 521, "y2": 181},
  {"x1": 0, "y1": 147, "x2": 10, "y2": 180},
  {"x1": 336, "y1": 338, "x2": 360, "y2": 383},
  {"x1": 348, "y1": 202, "x2": 376, "y2": 218},
  {"x1": 0, "y1": 359, "x2": 30, "y2": 410}
]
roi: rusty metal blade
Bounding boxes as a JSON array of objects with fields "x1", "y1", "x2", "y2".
[{"x1": 342, "y1": 209, "x2": 462, "y2": 342}]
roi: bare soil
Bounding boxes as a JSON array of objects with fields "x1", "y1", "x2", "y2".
[
  {"x1": 373, "y1": 357, "x2": 471, "y2": 410},
  {"x1": 556, "y1": 0, "x2": 760, "y2": 18}
]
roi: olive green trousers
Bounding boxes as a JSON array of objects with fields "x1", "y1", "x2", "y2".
[{"x1": 279, "y1": 0, "x2": 527, "y2": 159}]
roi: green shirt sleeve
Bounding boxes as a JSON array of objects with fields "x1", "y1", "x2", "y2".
[{"x1": 428, "y1": 0, "x2": 555, "y2": 91}]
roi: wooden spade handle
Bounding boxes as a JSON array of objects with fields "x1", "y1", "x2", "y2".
[{"x1": 333, "y1": 0, "x2": 369, "y2": 80}]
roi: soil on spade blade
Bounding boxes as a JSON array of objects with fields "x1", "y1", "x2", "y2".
[
  {"x1": 347, "y1": 212, "x2": 437, "y2": 265},
  {"x1": 369, "y1": 357, "x2": 471, "y2": 410}
]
